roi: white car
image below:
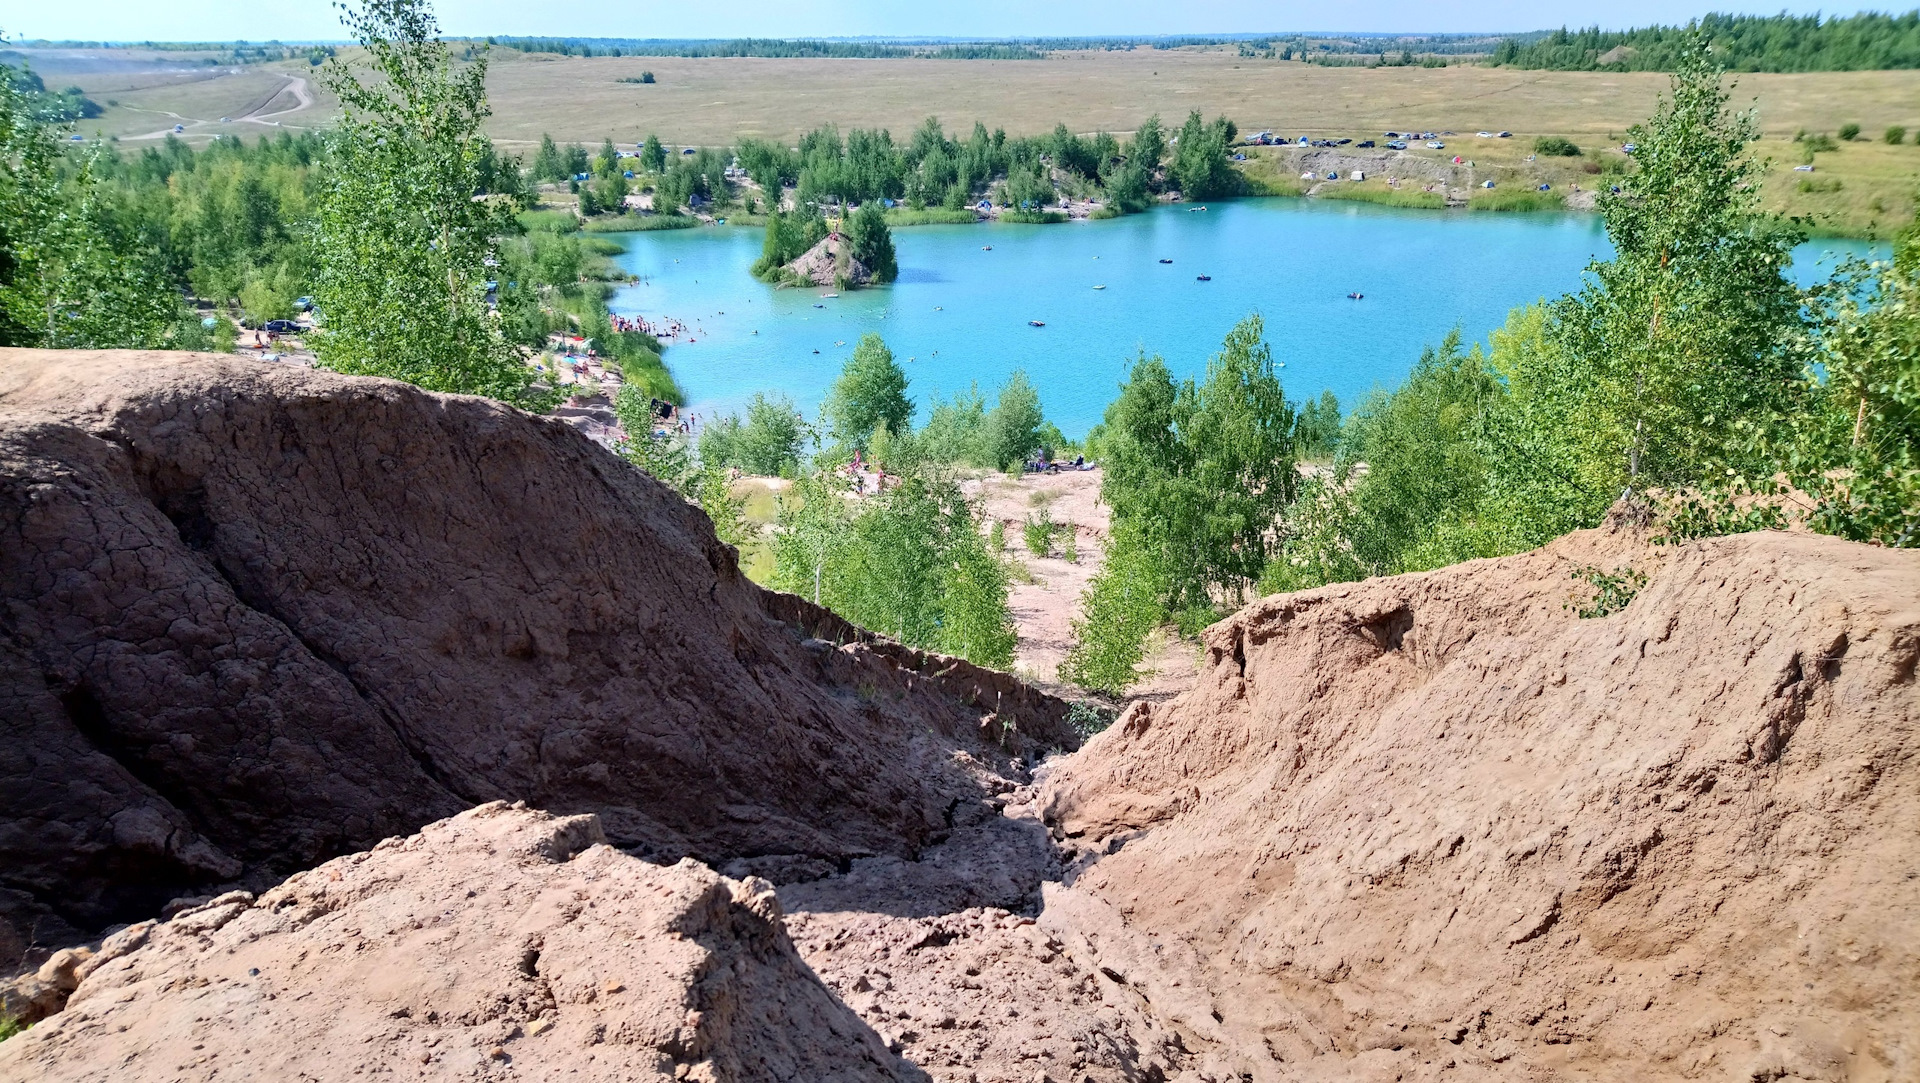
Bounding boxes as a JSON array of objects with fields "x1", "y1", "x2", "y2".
[
  {"x1": 1425, "y1": 141, "x2": 1446, "y2": 150},
  {"x1": 1476, "y1": 131, "x2": 1493, "y2": 138}
]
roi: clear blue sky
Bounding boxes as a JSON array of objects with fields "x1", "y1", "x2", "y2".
[{"x1": 12, "y1": 0, "x2": 1896, "y2": 43}]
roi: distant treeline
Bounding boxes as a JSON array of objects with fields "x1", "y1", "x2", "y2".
[
  {"x1": 484, "y1": 37, "x2": 1043, "y2": 60},
  {"x1": 6, "y1": 41, "x2": 337, "y2": 66},
  {"x1": 1488, "y1": 11, "x2": 1920, "y2": 71},
  {"x1": 1030, "y1": 33, "x2": 1510, "y2": 56}
]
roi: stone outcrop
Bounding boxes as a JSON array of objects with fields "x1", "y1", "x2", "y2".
[{"x1": 785, "y1": 233, "x2": 871, "y2": 287}]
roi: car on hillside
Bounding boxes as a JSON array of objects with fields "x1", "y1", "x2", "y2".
[
  {"x1": 263, "y1": 319, "x2": 299, "y2": 334},
  {"x1": 1425, "y1": 141, "x2": 1446, "y2": 149},
  {"x1": 1335, "y1": 138, "x2": 1352, "y2": 145},
  {"x1": 1358, "y1": 140, "x2": 1376, "y2": 148},
  {"x1": 1386, "y1": 140, "x2": 1408, "y2": 150}
]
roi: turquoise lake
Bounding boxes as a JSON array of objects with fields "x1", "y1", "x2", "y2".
[{"x1": 609, "y1": 200, "x2": 1883, "y2": 438}]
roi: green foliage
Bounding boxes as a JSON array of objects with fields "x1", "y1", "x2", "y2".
[
  {"x1": 640, "y1": 134, "x2": 666, "y2": 173},
  {"x1": 1487, "y1": 12, "x2": 1920, "y2": 73},
  {"x1": 752, "y1": 208, "x2": 828, "y2": 279},
  {"x1": 1469, "y1": 188, "x2": 1567, "y2": 212},
  {"x1": 614, "y1": 385, "x2": 694, "y2": 484},
  {"x1": 1773, "y1": 252, "x2": 1920, "y2": 545},
  {"x1": 1023, "y1": 509, "x2": 1057, "y2": 555},
  {"x1": 1552, "y1": 38, "x2": 1806, "y2": 508},
  {"x1": 1314, "y1": 185, "x2": 1446, "y2": 210},
  {"x1": 1170, "y1": 110, "x2": 1239, "y2": 200},
  {"x1": 770, "y1": 471, "x2": 1016, "y2": 667},
  {"x1": 1293, "y1": 389, "x2": 1343, "y2": 459},
  {"x1": 1839, "y1": 122, "x2": 1862, "y2": 141},
  {"x1": 1058, "y1": 522, "x2": 1169, "y2": 694},
  {"x1": 1343, "y1": 331, "x2": 1507, "y2": 574},
  {"x1": 699, "y1": 391, "x2": 805, "y2": 476},
  {"x1": 0, "y1": 58, "x2": 177, "y2": 348},
  {"x1": 825, "y1": 333, "x2": 912, "y2": 452},
  {"x1": 1130, "y1": 114, "x2": 1167, "y2": 178},
  {"x1": 1066, "y1": 701, "x2": 1114, "y2": 739},
  {"x1": 1567, "y1": 565, "x2": 1649, "y2": 617},
  {"x1": 1067, "y1": 318, "x2": 1298, "y2": 691},
  {"x1": 919, "y1": 384, "x2": 992, "y2": 466},
  {"x1": 981, "y1": 370, "x2": 1045, "y2": 470},
  {"x1": 846, "y1": 202, "x2": 898, "y2": 282},
  {"x1": 312, "y1": 0, "x2": 543, "y2": 406},
  {"x1": 1534, "y1": 136, "x2": 1582, "y2": 156},
  {"x1": 1887, "y1": 125, "x2": 1908, "y2": 145},
  {"x1": 0, "y1": 1012, "x2": 24, "y2": 1041},
  {"x1": 694, "y1": 465, "x2": 750, "y2": 548}
]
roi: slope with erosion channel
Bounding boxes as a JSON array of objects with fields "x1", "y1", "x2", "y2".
[
  {"x1": 1042, "y1": 517, "x2": 1920, "y2": 1081},
  {"x1": 1, "y1": 349, "x2": 1915, "y2": 1082},
  {"x1": 0, "y1": 349, "x2": 1077, "y2": 953}
]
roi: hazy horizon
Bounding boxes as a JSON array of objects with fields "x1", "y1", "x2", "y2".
[{"x1": 8, "y1": 1, "x2": 1899, "y2": 47}]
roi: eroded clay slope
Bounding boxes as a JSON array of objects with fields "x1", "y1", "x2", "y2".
[
  {"x1": 1042, "y1": 525, "x2": 1919, "y2": 1082},
  {"x1": 0, "y1": 349, "x2": 1074, "y2": 951},
  {"x1": 0, "y1": 802, "x2": 917, "y2": 1082}
]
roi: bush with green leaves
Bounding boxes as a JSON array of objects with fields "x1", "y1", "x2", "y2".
[
  {"x1": 1292, "y1": 389, "x2": 1342, "y2": 459},
  {"x1": 982, "y1": 370, "x2": 1046, "y2": 471},
  {"x1": 1534, "y1": 136, "x2": 1582, "y2": 156},
  {"x1": 1170, "y1": 110, "x2": 1238, "y2": 199},
  {"x1": 699, "y1": 392, "x2": 805, "y2": 476},
  {"x1": 752, "y1": 208, "x2": 829, "y2": 280},
  {"x1": 770, "y1": 470, "x2": 1016, "y2": 666},
  {"x1": 311, "y1": 0, "x2": 544, "y2": 406},
  {"x1": 1058, "y1": 522, "x2": 1170, "y2": 694},
  {"x1": 846, "y1": 202, "x2": 897, "y2": 282},
  {"x1": 1023, "y1": 509, "x2": 1057, "y2": 555},
  {"x1": 1839, "y1": 122, "x2": 1862, "y2": 141},
  {"x1": 1062, "y1": 317, "x2": 1297, "y2": 692},
  {"x1": 1887, "y1": 125, "x2": 1908, "y2": 145},
  {"x1": 0, "y1": 56, "x2": 176, "y2": 348},
  {"x1": 825, "y1": 334, "x2": 912, "y2": 452}
]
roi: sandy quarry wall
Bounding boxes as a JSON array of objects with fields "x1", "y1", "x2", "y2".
[{"x1": 0, "y1": 349, "x2": 1074, "y2": 951}]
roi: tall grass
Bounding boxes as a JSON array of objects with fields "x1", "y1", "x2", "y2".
[
  {"x1": 516, "y1": 208, "x2": 580, "y2": 233},
  {"x1": 1313, "y1": 184, "x2": 1447, "y2": 210},
  {"x1": 885, "y1": 207, "x2": 981, "y2": 226},
  {"x1": 582, "y1": 214, "x2": 700, "y2": 232},
  {"x1": 1002, "y1": 210, "x2": 1068, "y2": 224},
  {"x1": 1469, "y1": 189, "x2": 1567, "y2": 212}
]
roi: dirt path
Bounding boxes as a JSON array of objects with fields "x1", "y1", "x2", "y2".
[
  {"x1": 121, "y1": 75, "x2": 315, "y2": 142},
  {"x1": 966, "y1": 468, "x2": 1200, "y2": 701}
]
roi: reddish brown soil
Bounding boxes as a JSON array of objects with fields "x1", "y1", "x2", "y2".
[{"x1": 3, "y1": 352, "x2": 1914, "y2": 1083}]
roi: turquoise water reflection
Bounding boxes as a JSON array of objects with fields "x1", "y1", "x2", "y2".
[{"x1": 610, "y1": 201, "x2": 1882, "y2": 437}]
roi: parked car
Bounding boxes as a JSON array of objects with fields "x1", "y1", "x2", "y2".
[
  {"x1": 264, "y1": 319, "x2": 299, "y2": 334},
  {"x1": 1335, "y1": 138, "x2": 1352, "y2": 145},
  {"x1": 1386, "y1": 141, "x2": 1408, "y2": 150},
  {"x1": 1425, "y1": 141, "x2": 1446, "y2": 149}
]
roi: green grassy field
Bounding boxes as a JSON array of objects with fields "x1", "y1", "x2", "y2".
[
  {"x1": 30, "y1": 43, "x2": 1919, "y2": 235},
  {"x1": 1312, "y1": 184, "x2": 1449, "y2": 209}
]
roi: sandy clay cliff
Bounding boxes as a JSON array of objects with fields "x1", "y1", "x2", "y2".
[{"x1": 0, "y1": 349, "x2": 1914, "y2": 1082}]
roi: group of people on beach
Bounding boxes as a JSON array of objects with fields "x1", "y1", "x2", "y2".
[{"x1": 846, "y1": 450, "x2": 892, "y2": 495}]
